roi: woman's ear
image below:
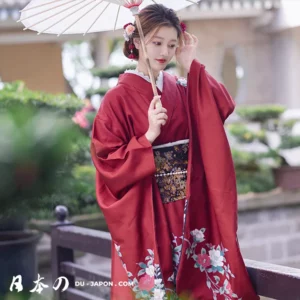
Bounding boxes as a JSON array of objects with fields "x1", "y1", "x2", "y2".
[{"x1": 133, "y1": 38, "x2": 140, "y2": 50}]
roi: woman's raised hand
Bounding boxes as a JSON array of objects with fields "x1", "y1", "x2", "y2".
[
  {"x1": 145, "y1": 95, "x2": 168, "y2": 144},
  {"x1": 176, "y1": 31, "x2": 198, "y2": 73}
]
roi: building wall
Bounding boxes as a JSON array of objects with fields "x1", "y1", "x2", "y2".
[
  {"x1": 187, "y1": 18, "x2": 275, "y2": 106},
  {"x1": 238, "y1": 195, "x2": 300, "y2": 268},
  {"x1": 272, "y1": 27, "x2": 300, "y2": 108},
  {"x1": 0, "y1": 42, "x2": 66, "y2": 94}
]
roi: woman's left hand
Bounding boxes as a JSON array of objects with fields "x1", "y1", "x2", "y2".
[{"x1": 175, "y1": 31, "x2": 198, "y2": 73}]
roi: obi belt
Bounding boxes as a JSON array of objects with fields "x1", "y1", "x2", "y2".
[{"x1": 153, "y1": 139, "x2": 189, "y2": 204}]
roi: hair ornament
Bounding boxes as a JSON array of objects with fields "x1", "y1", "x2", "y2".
[
  {"x1": 180, "y1": 21, "x2": 187, "y2": 33},
  {"x1": 123, "y1": 22, "x2": 136, "y2": 41}
]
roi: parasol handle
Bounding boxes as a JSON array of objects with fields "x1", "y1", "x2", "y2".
[{"x1": 134, "y1": 15, "x2": 162, "y2": 108}]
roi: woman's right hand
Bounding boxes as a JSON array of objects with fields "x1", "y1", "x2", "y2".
[{"x1": 145, "y1": 96, "x2": 168, "y2": 144}]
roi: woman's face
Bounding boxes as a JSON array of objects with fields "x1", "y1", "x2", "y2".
[{"x1": 135, "y1": 26, "x2": 178, "y2": 73}]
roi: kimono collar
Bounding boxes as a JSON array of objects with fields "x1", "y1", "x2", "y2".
[
  {"x1": 124, "y1": 69, "x2": 164, "y2": 92},
  {"x1": 118, "y1": 70, "x2": 177, "y2": 100}
]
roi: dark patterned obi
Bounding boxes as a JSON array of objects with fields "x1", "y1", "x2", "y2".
[{"x1": 153, "y1": 139, "x2": 189, "y2": 204}]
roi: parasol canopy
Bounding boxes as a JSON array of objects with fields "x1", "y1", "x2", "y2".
[{"x1": 19, "y1": 0, "x2": 199, "y2": 36}]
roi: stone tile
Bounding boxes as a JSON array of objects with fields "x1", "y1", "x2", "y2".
[
  {"x1": 284, "y1": 260, "x2": 300, "y2": 269},
  {"x1": 287, "y1": 237, "x2": 300, "y2": 257},
  {"x1": 249, "y1": 224, "x2": 291, "y2": 240},
  {"x1": 285, "y1": 207, "x2": 300, "y2": 220},
  {"x1": 238, "y1": 211, "x2": 260, "y2": 225},
  {"x1": 295, "y1": 221, "x2": 300, "y2": 232},
  {"x1": 273, "y1": 255, "x2": 300, "y2": 269},
  {"x1": 240, "y1": 244, "x2": 267, "y2": 261},
  {"x1": 270, "y1": 241, "x2": 284, "y2": 260},
  {"x1": 237, "y1": 227, "x2": 247, "y2": 240},
  {"x1": 267, "y1": 208, "x2": 285, "y2": 221}
]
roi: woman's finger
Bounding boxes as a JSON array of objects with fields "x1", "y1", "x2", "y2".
[
  {"x1": 184, "y1": 32, "x2": 193, "y2": 45},
  {"x1": 155, "y1": 113, "x2": 168, "y2": 120},
  {"x1": 153, "y1": 107, "x2": 167, "y2": 114},
  {"x1": 149, "y1": 96, "x2": 161, "y2": 110},
  {"x1": 157, "y1": 119, "x2": 167, "y2": 126},
  {"x1": 192, "y1": 34, "x2": 198, "y2": 45}
]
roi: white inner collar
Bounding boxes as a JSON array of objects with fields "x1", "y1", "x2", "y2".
[{"x1": 124, "y1": 69, "x2": 164, "y2": 92}]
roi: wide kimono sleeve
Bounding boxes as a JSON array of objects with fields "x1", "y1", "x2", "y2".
[
  {"x1": 91, "y1": 89, "x2": 162, "y2": 299},
  {"x1": 178, "y1": 59, "x2": 259, "y2": 300},
  {"x1": 188, "y1": 59, "x2": 235, "y2": 123},
  {"x1": 91, "y1": 88, "x2": 156, "y2": 198},
  {"x1": 185, "y1": 58, "x2": 238, "y2": 225}
]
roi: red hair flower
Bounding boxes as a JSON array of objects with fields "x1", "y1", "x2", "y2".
[{"x1": 180, "y1": 21, "x2": 187, "y2": 33}]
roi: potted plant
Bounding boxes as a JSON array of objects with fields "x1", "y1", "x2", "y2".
[
  {"x1": 0, "y1": 102, "x2": 80, "y2": 298},
  {"x1": 228, "y1": 105, "x2": 300, "y2": 190}
]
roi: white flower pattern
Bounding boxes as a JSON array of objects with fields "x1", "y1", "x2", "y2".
[
  {"x1": 114, "y1": 245, "x2": 170, "y2": 299},
  {"x1": 191, "y1": 229, "x2": 205, "y2": 242},
  {"x1": 209, "y1": 249, "x2": 224, "y2": 268},
  {"x1": 152, "y1": 288, "x2": 165, "y2": 300},
  {"x1": 146, "y1": 265, "x2": 155, "y2": 277}
]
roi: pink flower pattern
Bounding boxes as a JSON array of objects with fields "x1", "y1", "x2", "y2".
[
  {"x1": 197, "y1": 254, "x2": 210, "y2": 268},
  {"x1": 138, "y1": 274, "x2": 155, "y2": 291}
]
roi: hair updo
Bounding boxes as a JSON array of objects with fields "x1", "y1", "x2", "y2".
[{"x1": 123, "y1": 4, "x2": 183, "y2": 60}]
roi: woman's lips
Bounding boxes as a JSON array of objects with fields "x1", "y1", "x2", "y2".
[{"x1": 156, "y1": 59, "x2": 166, "y2": 64}]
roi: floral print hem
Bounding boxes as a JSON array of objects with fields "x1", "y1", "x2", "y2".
[
  {"x1": 115, "y1": 245, "x2": 169, "y2": 299},
  {"x1": 114, "y1": 199, "x2": 241, "y2": 300},
  {"x1": 185, "y1": 229, "x2": 241, "y2": 300}
]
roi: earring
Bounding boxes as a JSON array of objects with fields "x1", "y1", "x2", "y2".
[{"x1": 128, "y1": 41, "x2": 136, "y2": 60}]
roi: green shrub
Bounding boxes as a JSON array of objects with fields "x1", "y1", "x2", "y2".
[
  {"x1": 0, "y1": 105, "x2": 81, "y2": 217},
  {"x1": 68, "y1": 134, "x2": 92, "y2": 166},
  {"x1": 236, "y1": 167, "x2": 275, "y2": 194},
  {"x1": 228, "y1": 124, "x2": 255, "y2": 143},
  {"x1": 0, "y1": 81, "x2": 83, "y2": 116},
  {"x1": 71, "y1": 164, "x2": 96, "y2": 205},
  {"x1": 33, "y1": 165, "x2": 97, "y2": 220},
  {"x1": 280, "y1": 135, "x2": 300, "y2": 149},
  {"x1": 86, "y1": 87, "x2": 109, "y2": 97},
  {"x1": 228, "y1": 124, "x2": 267, "y2": 144},
  {"x1": 235, "y1": 105, "x2": 285, "y2": 122},
  {"x1": 228, "y1": 104, "x2": 300, "y2": 169},
  {"x1": 231, "y1": 149, "x2": 260, "y2": 171},
  {"x1": 33, "y1": 194, "x2": 79, "y2": 220},
  {"x1": 0, "y1": 82, "x2": 97, "y2": 221},
  {"x1": 231, "y1": 149, "x2": 276, "y2": 194}
]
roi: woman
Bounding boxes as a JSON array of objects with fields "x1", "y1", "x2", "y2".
[{"x1": 91, "y1": 4, "x2": 258, "y2": 300}]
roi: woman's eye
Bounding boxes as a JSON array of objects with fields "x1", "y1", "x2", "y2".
[{"x1": 152, "y1": 42, "x2": 176, "y2": 48}]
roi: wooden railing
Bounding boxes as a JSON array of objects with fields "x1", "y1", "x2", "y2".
[{"x1": 51, "y1": 206, "x2": 300, "y2": 300}]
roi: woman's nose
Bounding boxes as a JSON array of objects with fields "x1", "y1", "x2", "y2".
[{"x1": 160, "y1": 46, "x2": 169, "y2": 56}]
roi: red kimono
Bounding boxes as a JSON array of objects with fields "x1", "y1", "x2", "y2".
[{"x1": 91, "y1": 59, "x2": 259, "y2": 300}]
